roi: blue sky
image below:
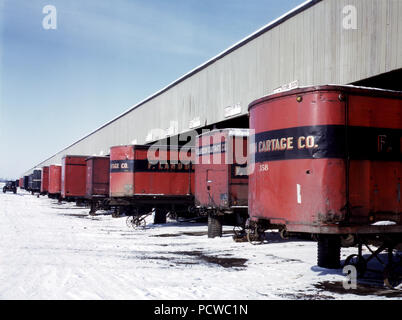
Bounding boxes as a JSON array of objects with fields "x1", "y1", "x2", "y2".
[{"x1": 0, "y1": 0, "x2": 303, "y2": 179}]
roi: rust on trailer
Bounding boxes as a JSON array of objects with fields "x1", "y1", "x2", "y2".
[
  {"x1": 48, "y1": 165, "x2": 62, "y2": 196},
  {"x1": 248, "y1": 85, "x2": 402, "y2": 235},
  {"x1": 110, "y1": 145, "x2": 194, "y2": 199},
  {"x1": 86, "y1": 156, "x2": 110, "y2": 198},
  {"x1": 195, "y1": 128, "x2": 249, "y2": 211},
  {"x1": 85, "y1": 156, "x2": 110, "y2": 214},
  {"x1": 41, "y1": 166, "x2": 49, "y2": 194},
  {"x1": 109, "y1": 144, "x2": 195, "y2": 223},
  {"x1": 61, "y1": 155, "x2": 88, "y2": 199}
]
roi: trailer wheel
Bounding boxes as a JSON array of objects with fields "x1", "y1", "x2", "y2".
[
  {"x1": 317, "y1": 235, "x2": 341, "y2": 269},
  {"x1": 344, "y1": 254, "x2": 367, "y2": 277},
  {"x1": 384, "y1": 259, "x2": 402, "y2": 290},
  {"x1": 247, "y1": 226, "x2": 265, "y2": 245},
  {"x1": 208, "y1": 214, "x2": 222, "y2": 238},
  {"x1": 154, "y1": 209, "x2": 167, "y2": 224},
  {"x1": 126, "y1": 216, "x2": 146, "y2": 229},
  {"x1": 279, "y1": 228, "x2": 289, "y2": 240}
]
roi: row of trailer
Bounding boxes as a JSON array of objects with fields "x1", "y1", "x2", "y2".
[{"x1": 17, "y1": 85, "x2": 402, "y2": 289}]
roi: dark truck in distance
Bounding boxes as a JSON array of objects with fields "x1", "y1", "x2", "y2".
[{"x1": 3, "y1": 181, "x2": 17, "y2": 194}]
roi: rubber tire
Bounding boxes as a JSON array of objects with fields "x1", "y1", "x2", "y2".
[
  {"x1": 317, "y1": 236, "x2": 341, "y2": 269},
  {"x1": 154, "y1": 209, "x2": 167, "y2": 224},
  {"x1": 384, "y1": 262, "x2": 402, "y2": 290},
  {"x1": 344, "y1": 254, "x2": 367, "y2": 277},
  {"x1": 208, "y1": 214, "x2": 223, "y2": 238}
]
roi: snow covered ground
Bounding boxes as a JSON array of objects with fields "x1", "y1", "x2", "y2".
[{"x1": 0, "y1": 183, "x2": 401, "y2": 300}]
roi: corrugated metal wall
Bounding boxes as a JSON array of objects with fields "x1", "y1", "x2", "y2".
[{"x1": 25, "y1": 0, "x2": 402, "y2": 174}]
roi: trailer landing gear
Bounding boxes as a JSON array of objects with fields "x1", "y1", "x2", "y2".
[
  {"x1": 232, "y1": 226, "x2": 247, "y2": 242},
  {"x1": 125, "y1": 208, "x2": 168, "y2": 228},
  {"x1": 243, "y1": 219, "x2": 266, "y2": 245},
  {"x1": 89, "y1": 199, "x2": 110, "y2": 216},
  {"x1": 126, "y1": 215, "x2": 148, "y2": 228},
  {"x1": 343, "y1": 236, "x2": 402, "y2": 290},
  {"x1": 89, "y1": 202, "x2": 97, "y2": 216},
  {"x1": 384, "y1": 258, "x2": 402, "y2": 290},
  {"x1": 208, "y1": 213, "x2": 222, "y2": 238},
  {"x1": 154, "y1": 209, "x2": 167, "y2": 224},
  {"x1": 317, "y1": 235, "x2": 341, "y2": 269}
]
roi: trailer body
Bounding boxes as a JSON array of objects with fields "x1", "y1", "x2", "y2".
[
  {"x1": 195, "y1": 129, "x2": 249, "y2": 211},
  {"x1": 86, "y1": 156, "x2": 110, "y2": 198},
  {"x1": 28, "y1": 174, "x2": 33, "y2": 191},
  {"x1": 32, "y1": 170, "x2": 41, "y2": 192},
  {"x1": 109, "y1": 145, "x2": 194, "y2": 220},
  {"x1": 61, "y1": 155, "x2": 88, "y2": 199},
  {"x1": 110, "y1": 145, "x2": 194, "y2": 198},
  {"x1": 23, "y1": 176, "x2": 29, "y2": 190},
  {"x1": 41, "y1": 166, "x2": 49, "y2": 194},
  {"x1": 48, "y1": 165, "x2": 62, "y2": 196},
  {"x1": 248, "y1": 85, "x2": 402, "y2": 235}
]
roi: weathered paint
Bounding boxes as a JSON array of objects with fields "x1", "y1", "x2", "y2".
[
  {"x1": 48, "y1": 165, "x2": 61, "y2": 195},
  {"x1": 40, "y1": 166, "x2": 49, "y2": 193},
  {"x1": 85, "y1": 156, "x2": 110, "y2": 198},
  {"x1": 248, "y1": 85, "x2": 402, "y2": 234},
  {"x1": 110, "y1": 145, "x2": 194, "y2": 198},
  {"x1": 61, "y1": 156, "x2": 88, "y2": 199},
  {"x1": 195, "y1": 129, "x2": 249, "y2": 210}
]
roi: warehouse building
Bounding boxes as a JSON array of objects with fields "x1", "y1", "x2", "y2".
[{"x1": 24, "y1": 0, "x2": 402, "y2": 174}]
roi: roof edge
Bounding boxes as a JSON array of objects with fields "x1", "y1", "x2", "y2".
[{"x1": 24, "y1": 0, "x2": 322, "y2": 175}]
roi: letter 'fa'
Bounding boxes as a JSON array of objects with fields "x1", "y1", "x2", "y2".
[{"x1": 42, "y1": 5, "x2": 57, "y2": 30}]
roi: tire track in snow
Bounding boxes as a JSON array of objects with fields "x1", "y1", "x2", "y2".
[{"x1": 1, "y1": 187, "x2": 397, "y2": 300}]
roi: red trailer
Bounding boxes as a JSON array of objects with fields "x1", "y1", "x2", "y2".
[
  {"x1": 19, "y1": 178, "x2": 24, "y2": 190},
  {"x1": 48, "y1": 165, "x2": 62, "y2": 199},
  {"x1": 195, "y1": 129, "x2": 249, "y2": 238},
  {"x1": 86, "y1": 156, "x2": 110, "y2": 214},
  {"x1": 109, "y1": 144, "x2": 194, "y2": 226},
  {"x1": 40, "y1": 166, "x2": 49, "y2": 195},
  {"x1": 248, "y1": 85, "x2": 402, "y2": 287},
  {"x1": 61, "y1": 155, "x2": 88, "y2": 201}
]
